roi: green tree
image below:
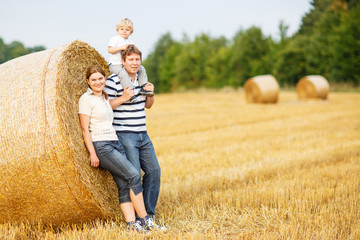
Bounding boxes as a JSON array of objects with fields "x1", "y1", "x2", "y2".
[
  {"x1": 204, "y1": 46, "x2": 232, "y2": 88},
  {"x1": 307, "y1": 0, "x2": 346, "y2": 80},
  {"x1": 173, "y1": 41, "x2": 197, "y2": 89},
  {"x1": 7, "y1": 41, "x2": 29, "y2": 60},
  {"x1": 143, "y1": 0, "x2": 360, "y2": 92},
  {"x1": 297, "y1": 0, "x2": 334, "y2": 36},
  {"x1": 142, "y1": 33, "x2": 178, "y2": 93},
  {"x1": 286, "y1": 0, "x2": 358, "y2": 85},
  {"x1": 174, "y1": 33, "x2": 227, "y2": 90},
  {"x1": 29, "y1": 46, "x2": 46, "y2": 53},
  {"x1": 228, "y1": 27, "x2": 275, "y2": 86},
  {"x1": 274, "y1": 36, "x2": 310, "y2": 86},
  {"x1": 0, "y1": 38, "x2": 6, "y2": 63},
  {"x1": 0, "y1": 37, "x2": 45, "y2": 64},
  {"x1": 277, "y1": 20, "x2": 290, "y2": 47},
  {"x1": 331, "y1": 2, "x2": 360, "y2": 84},
  {"x1": 157, "y1": 42, "x2": 183, "y2": 92}
]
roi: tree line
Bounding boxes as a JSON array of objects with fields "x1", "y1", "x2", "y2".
[
  {"x1": 143, "y1": 0, "x2": 360, "y2": 93},
  {"x1": 0, "y1": 38, "x2": 45, "y2": 64}
]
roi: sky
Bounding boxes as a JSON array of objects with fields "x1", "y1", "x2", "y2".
[{"x1": 0, "y1": 0, "x2": 312, "y2": 60}]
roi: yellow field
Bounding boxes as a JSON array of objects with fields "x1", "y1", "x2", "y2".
[{"x1": 1, "y1": 90, "x2": 359, "y2": 239}]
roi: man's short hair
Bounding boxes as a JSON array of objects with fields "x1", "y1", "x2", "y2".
[{"x1": 121, "y1": 45, "x2": 142, "y2": 61}]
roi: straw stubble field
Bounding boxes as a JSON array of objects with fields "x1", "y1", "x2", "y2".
[{"x1": 1, "y1": 90, "x2": 359, "y2": 239}]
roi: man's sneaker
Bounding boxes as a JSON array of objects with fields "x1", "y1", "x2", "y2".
[
  {"x1": 140, "y1": 84, "x2": 154, "y2": 97},
  {"x1": 126, "y1": 220, "x2": 146, "y2": 233},
  {"x1": 129, "y1": 96, "x2": 137, "y2": 103},
  {"x1": 139, "y1": 216, "x2": 167, "y2": 231},
  {"x1": 155, "y1": 219, "x2": 168, "y2": 231}
]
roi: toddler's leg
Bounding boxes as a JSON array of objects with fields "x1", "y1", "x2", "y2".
[
  {"x1": 115, "y1": 65, "x2": 136, "y2": 103},
  {"x1": 117, "y1": 66, "x2": 135, "y2": 89},
  {"x1": 137, "y1": 65, "x2": 148, "y2": 86},
  {"x1": 138, "y1": 65, "x2": 154, "y2": 96},
  {"x1": 109, "y1": 65, "x2": 124, "y2": 76}
]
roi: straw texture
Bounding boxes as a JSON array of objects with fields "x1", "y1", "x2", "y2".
[
  {"x1": 244, "y1": 74, "x2": 279, "y2": 103},
  {"x1": 296, "y1": 75, "x2": 330, "y2": 100},
  {"x1": 0, "y1": 41, "x2": 120, "y2": 225}
]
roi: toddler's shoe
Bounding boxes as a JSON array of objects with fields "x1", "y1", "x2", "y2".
[{"x1": 129, "y1": 96, "x2": 137, "y2": 103}]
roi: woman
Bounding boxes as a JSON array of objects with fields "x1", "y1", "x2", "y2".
[{"x1": 78, "y1": 65, "x2": 155, "y2": 232}]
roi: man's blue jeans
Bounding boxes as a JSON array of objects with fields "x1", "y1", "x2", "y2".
[
  {"x1": 116, "y1": 132, "x2": 161, "y2": 216},
  {"x1": 93, "y1": 140, "x2": 143, "y2": 204}
]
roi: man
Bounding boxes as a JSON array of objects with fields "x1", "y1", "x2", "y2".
[{"x1": 104, "y1": 45, "x2": 162, "y2": 228}]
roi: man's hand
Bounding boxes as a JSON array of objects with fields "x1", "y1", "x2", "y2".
[
  {"x1": 122, "y1": 86, "x2": 135, "y2": 100},
  {"x1": 143, "y1": 83, "x2": 154, "y2": 93},
  {"x1": 144, "y1": 82, "x2": 155, "y2": 109}
]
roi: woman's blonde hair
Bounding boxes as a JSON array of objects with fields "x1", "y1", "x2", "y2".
[{"x1": 116, "y1": 18, "x2": 134, "y2": 33}]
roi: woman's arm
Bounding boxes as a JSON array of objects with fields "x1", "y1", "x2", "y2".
[{"x1": 79, "y1": 114, "x2": 100, "y2": 168}]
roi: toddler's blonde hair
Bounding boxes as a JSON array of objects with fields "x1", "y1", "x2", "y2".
[{"x1": 116, "y1": 18, "x2": 134, "y2": 33}]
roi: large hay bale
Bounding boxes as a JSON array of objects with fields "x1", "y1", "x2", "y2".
[
  {"x1": 244, "y1": 74, "x2": 279, "y2": 103},
  {"x1": 0, "y1": 40, "x2": 120, "y2": 225},
  {"x1": 296, "y1": 75, "x2": 330, "y2": 100}
]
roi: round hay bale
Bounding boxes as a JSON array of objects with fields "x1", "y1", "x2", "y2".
[
  {"x1": 0, "y1": 40, "x2": 120, "y2": 225},
  {"x1": 296, "y1": 75, "x2": 330, "y2": 100},
  {"x1": 244, "y1": 74, "x2": 279, "y2": 103}
]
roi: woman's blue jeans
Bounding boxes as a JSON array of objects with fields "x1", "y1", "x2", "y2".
[
  {"x1": 117, "y1": 132, "x2": 161, "y2": 217},
  {"x1": 93, "y1": 140, "x2": 143, "y2": 204}
]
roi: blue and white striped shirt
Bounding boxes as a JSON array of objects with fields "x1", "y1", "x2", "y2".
[{"x1": 104, "y1": 74, "x2": 147, "y2": 133}]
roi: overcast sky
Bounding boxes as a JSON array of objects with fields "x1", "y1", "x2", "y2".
[{"x1": 0, "y1": 0, "x2": 312, "y2": 60}]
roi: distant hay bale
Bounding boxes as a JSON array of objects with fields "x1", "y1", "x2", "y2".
[
  {"x1": 244, "y1": 74, "x2": 279, "y2": 103},
  {"x1": 296, "y1": 75, "x2": 330, "y2": 100},
  {"x1": 0, "y1": 40, "x2": 120, "y2": 225}
]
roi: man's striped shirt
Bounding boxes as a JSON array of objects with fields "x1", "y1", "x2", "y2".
[{"x1": 104, "y1": 74, "x2": 147, "y2": 133}]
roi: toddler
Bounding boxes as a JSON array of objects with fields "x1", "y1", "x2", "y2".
[{"x1": 108, "y1": 18, "x2": 153, "y2": 102}]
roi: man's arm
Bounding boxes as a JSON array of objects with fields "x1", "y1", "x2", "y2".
[
  {"x1": 144, "y1": 83, "x2": 155, "y2": 109},
  {"x1": 105, "y1": 77, "x2": 135, "y2": 109},
  {"x1": 145, "y1": 96, "x2": 154, "y2": 109},
  {"x1": 109, "y1": 87, "x2": 134, "y2": 109}
]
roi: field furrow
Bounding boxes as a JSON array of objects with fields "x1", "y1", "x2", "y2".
[{"x1": 1, "y1": 91, "x2": 359, "y2": 239}]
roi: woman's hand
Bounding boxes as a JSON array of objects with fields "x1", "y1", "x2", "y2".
[
  {"x1": 122, "y1": 86, "x2": 135, "y2": 101},
  {"x1": 90, "y1": 153, "x2": 100, "y2": 168}
]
